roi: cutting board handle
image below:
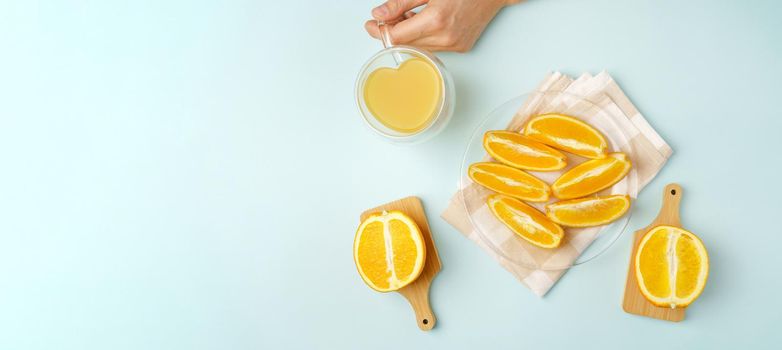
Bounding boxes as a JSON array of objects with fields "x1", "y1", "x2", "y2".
[
  {"x1": 654, "y1": 183, "x2": 683, "y2": 227},
  {"x1": 399, "y1": 287, "x2": 436, "y2": 331}
]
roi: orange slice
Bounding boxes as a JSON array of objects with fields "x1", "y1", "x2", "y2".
[
  {"x1": 353, "y1": 210, "x2": 426, "y2": 292},
  {"x1": 635, "y1": 226, "x2": 709, "y2": 308},
  {"x1": 483, "y1": 130, "x2": 567, "y2": 171},
  {"x1": 487, "y1": 194, "x2": 564, "y2": 249},
  {"x1": 545, "y1": 195, "x2": 631, "y2": 227},
  {"x1": 469, "y1": 162, "x2": 551, "y2": 202},
  {"x1": 552, "y1": 153, "x2": 632, "y2": 199},
  {"x1": 523, "y1": 114, "x2": 608, "y2": 159}
]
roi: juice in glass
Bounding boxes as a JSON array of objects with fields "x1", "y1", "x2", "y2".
[{"x1": 363, "y1": 57, "x2": 443, "y2": 134}]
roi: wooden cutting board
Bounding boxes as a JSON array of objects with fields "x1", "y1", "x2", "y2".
[
  {"x1": 622, "y1": 183, "x2": 686, "y2": 322},
  {"x1": 360, "y1": 196, "x2": 442, "y2": 331}
]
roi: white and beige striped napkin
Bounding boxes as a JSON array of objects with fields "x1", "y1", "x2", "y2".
[{"x1": 441, "y1": 71, "x2": 672, "y2": 296}]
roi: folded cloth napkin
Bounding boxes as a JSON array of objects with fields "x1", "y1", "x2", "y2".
[{"x1": 441, "y1": 71, "x2": 673, "y2": 297}]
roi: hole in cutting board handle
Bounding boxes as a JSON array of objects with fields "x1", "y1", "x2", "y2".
[
  {"x1": 670, "y1": 189, "x2": 676, "y2": 195},
  {"x1": 422, "y1": 319, "x2": 428, "y2": 325}
]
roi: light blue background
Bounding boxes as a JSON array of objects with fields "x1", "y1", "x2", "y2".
[{"x1": 1, "y1": 0, "x2": 780, "y2": 349}]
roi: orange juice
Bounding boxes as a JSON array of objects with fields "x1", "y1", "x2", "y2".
[{"x1": 363, "y1": 57, "x2": 443, "y2": 134}]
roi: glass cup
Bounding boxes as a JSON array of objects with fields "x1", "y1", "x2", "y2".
[{"x1": 355, "y1": 22, "x2": 455, "y2": 144}]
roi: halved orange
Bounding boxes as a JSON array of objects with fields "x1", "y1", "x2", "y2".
[
  {"x1": 487, "y1": 194, "x2": 564, "y2": 249},
  {"x1": 523, "y1": 114, "x2": 608, "y2": 159},
  {"x1": 469, "y1": 162, "x2": 551, "y2": 202},
  {"x1": 483, "y1": 130, "x2": 567, "y2": 171},
  {"x1": 545, "y1": 195, "x2": 631, "y2": 227},
  {"x1": 353, "y1": 210, "x2": 426, "y2": 292},
  {"x1": 552, "y1": 153, "x2": 632, "y2": 199},
  {"x1": 635, "y1": 226, "x2": 709, "y2": 308}
]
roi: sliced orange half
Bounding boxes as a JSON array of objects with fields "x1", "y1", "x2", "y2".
[
  {"x1": 545, "y1": 194, "x2": 631, "y2": 227},
  {"x1": 469, "y1": 162, "x2": 551, "y2": 202},
  {"x1": 353, "y1": 210, "x2": 426, "y2": 292},
  {"x1": 552, "y1": 153, "x2": 632, "y2": 199},
  {"x1": 635, "y1": 226, "x2": 709, "y2": 308},
  {"x1": 487, "y1": 194, "x2": 564, "y2": 249},
  {"x1": 483, "y1": 130, "x2": 567, "y2": 171},
  {"x1": 523, "y1": 113, "x2": 608, "y2": 159}
]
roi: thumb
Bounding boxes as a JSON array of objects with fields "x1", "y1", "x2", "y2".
[{"x1": 372, "y1": 0, "x2": 428, "y2": 22}]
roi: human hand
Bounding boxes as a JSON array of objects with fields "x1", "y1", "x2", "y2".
[{"x1": 365, "y1": 0, "x2": 520, "y2": 53}]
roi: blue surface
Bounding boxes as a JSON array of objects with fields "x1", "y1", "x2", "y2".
[{"x1": 1, "y1": 0, "x2": 780, "y2": 348}]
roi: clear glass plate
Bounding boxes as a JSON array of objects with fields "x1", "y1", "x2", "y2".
[{"x1": 459, "y1": 91, "x2": 639, "y2": 270}]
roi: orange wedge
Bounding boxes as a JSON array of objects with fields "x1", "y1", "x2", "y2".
[
  {"x1": 483, "y1": 130, "x2": 567, "y2": 171},
  {"x1": 353, "y1": 210, "x2": 426, "y2": 292},
  {"x1": 545, "y1": 195, "x2": 631, "y2": 227},
  {"x1": 487, "y1": 194, "x2": 564, "y2": 249},
  {"x1": 552, "y1": 153, "x2": 632, "y2": 199},
  {"x1": 469, "y1": 162, "x2": 551, "y2": 202},
  {"x1": 523, "y1": 114, "x2": 608, "y2": 159},
  {"x1": 635, "y1": 226, "x2": 709, "y2": 308}
]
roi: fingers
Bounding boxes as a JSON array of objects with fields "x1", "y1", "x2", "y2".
[
  {"x1": 364, "y1": 20, "x2": 381, "y2": 39},
  {"x1": 365, "y1": 8, "x2": 416, "y2": 40},
  {"x1": 385, "y1": 9, "x2": 434, "y2": 44},
  {"x1": 365, "y1": 19, "x2": 462, "y2": 52},
  {"x1": 365, "y1": 13, "x2": 427, "y2": 44},
  {"x1": 365, "y1": 3, "x2": 453, "y2": 50},
  {"x1": 372, "y1": 0, "x2": 428, "y2": 22}
]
